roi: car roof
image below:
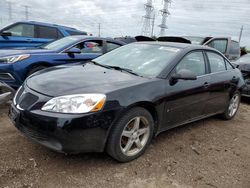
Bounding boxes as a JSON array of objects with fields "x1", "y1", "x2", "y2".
[
  {"x1": 15, "y1": 21, "x2": 82, "y2": 32},
  {"x1": 135, "y1": 41, "x2": 216, "y2": 51}
]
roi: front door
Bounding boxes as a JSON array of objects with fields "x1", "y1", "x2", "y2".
[{"x1": 162, "y1": 51, "x2": 210, "y2": 130}]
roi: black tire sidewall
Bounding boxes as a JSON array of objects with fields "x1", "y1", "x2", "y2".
[{"x1": 106, "y1": 107, "x2": 154, "y2": 162}]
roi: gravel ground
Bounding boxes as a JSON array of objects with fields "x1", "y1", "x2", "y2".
[{"x1": 0, "y1": 100, "x2": 250, "y2": 188}]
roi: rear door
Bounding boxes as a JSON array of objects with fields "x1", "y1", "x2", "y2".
[
  {"x1": 203, "y1": 50, "x2": 237, "y2": 115},
  {"x1": 204, "y1": 37, "x2": 231, "y2": 59},
  {"x1": 0, "y1": 23, "x2": 36, "y2": 48},
  {"x1": 163, "y1": 51, "x2": 210, "y2": 129}
]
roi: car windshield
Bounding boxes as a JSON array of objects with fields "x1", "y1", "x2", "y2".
[
  {"x1": 94, "y1": 43, "x2": 180, "y2": 77},
  {"x1": 236, "y1": 54, "x2": 250, "y2": 64},
  {"x1": 41, "y1": 36, "x2": 79, "y2": 51}
]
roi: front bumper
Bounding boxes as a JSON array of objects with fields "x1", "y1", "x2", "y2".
[{"x1": 9, "y1": 86, "x2": 122, "y2": 153}]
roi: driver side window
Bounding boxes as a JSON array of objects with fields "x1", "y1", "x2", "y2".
[
  {"x1": 175, "y1": 51, "x2": 206, "y2": 77},
  {"x1": 73, "y1": 40, "x2": 103, "y2": 54}
]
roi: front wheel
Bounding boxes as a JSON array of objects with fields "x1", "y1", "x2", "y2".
[
  {"x1": 106, "y1": 107, "x2": 154, "y2": 162},
  {"x1": 221, "y1": 92, "x2": 241, "y2": 120}
]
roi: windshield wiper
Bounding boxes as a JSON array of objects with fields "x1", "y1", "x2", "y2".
[
  {"x1": 89, "y1": 60, "x2": 113, "y2": 69},
  {"x1": 89, "y1": 61, "x2": 141, "y2": 77},
  {"x1": 106, "y1": 65, "x2": 141, "y2": 76}
]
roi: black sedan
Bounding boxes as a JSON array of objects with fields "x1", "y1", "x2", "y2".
[
  {"x1": 233, "y1": 54, "x2": 250, "y2": 97},
  {"x1": 9, "y1": 42, "x2": 244, "y2": 162}
]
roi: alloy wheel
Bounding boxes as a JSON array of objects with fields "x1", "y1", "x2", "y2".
[
  {"x1": 228, "y1": 94, "x2": 240, "y2": 117},
  {"x1": 120, "y1": 116, "x2": 150, "y2": 157}
]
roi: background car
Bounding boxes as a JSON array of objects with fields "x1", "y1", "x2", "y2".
[
  {"x1": 133, "y1": 35, "x2": 241, "y2": 61},
  {"x1": 233, "y1": 54, "x2": 250, "y2": 97},
  {"x1": 9, "y1": 42, "x2": 244, "y2": 162},
  {"x1": 0, "y1": 35, "x2": 125, "y2": 88},
  {"x1": 0, "y1": 21, "x2": 87, "y2": 49}
]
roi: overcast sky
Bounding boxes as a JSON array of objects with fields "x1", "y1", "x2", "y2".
[{"x1": 0, "y1": 0, "x2": 249, "y2": 47}]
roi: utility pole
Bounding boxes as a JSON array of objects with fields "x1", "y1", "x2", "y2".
[
  {"x1": 7, "y1": 1, "x2": 12, "y2": 22},
  {"x1": 159, "y1": 0, "x2": 171, "y2": 36},
  {"x1": 141, "y1": 0, "x2": 154, "y2": 36},
  {"x1": 24, "y1": 5, "x2": 30, "y2": 20},
  {"x1": 151, "y1": 13, "x2": 155, "y2": 37},
  {"x1": 98, "y1": 23, "x2": 101, "y2": 37},
  {"x1": 239, "y1": 25, "x2": 244, "y2": 43}
]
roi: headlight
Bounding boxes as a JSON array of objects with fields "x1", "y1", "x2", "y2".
[
  {"x1": 0, "y1": 54, "x2": 30, "y2": 64},
  {"x1": 41, "y1": 94, "x2": 106, "y2": 114}
]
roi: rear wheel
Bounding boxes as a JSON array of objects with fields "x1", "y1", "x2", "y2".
[
  {"x1": 27, "y1": 65, "x2": 47, "y2": 77},
  {"x1": 221, "y1": 92, "x2": 241, "y2": 120},
  {"x1": 106, "y1": 107, "x2": 154, "y2": 162}
]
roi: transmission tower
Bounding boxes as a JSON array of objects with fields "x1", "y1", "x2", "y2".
[
  {"x1": 7, "y1": 1, "x2": 12, "y2": 21},
  {"x1": 141, "y1": 0, "x2": 154, "y2": 36},
  {"x1": 159, "y1": 0, "x2": 171, "y2": 36},
  {"x1": 23, "y1": 5, "x2": 30, "y2": 20}
]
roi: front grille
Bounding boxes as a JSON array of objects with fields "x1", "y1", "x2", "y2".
[
  {"x1": 15, "y1": 86, "x2": 39, "y2": 110},
  {"x1": 19, "y1": 92, "x2": 39, "y2": 110},
  {"x1": 0, "y1": 73, "x2": 15, "y2": 80}
]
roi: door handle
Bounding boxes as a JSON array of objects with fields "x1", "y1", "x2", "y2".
[
  {"x1": 203, "y1": 82, "x2": 209, "y2": 88},
  {"x1": 26, "y1": 39, "x2": 32, "y2": 42}
]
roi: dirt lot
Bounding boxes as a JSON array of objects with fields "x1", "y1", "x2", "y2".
[{"x1": 0, "y1": 101, "x2": 250, "y2": 188}]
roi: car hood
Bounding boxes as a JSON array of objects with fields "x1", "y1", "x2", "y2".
[
  {"x1": 26, "y1": 63, "x2": 150, "y2": 97},
  {"x1": 0, "y1": 49, "x2": 55, "y2": 57}
]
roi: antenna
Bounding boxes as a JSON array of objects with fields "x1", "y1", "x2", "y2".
[
  {"x1": 159, "y1": 0, "x2": 171, "y2": 36},
  {"x1": 142, "y1": 0, "x2": 154, "y2": 36}
]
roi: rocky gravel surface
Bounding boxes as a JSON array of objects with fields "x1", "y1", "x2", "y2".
[{"x1": 0, "y1": 100, "x2": 250, "y2": 188}]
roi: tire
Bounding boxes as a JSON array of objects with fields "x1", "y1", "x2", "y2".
[
  {"x1": 106, "y1": 107, "x2": 154, "y2": 162},
  {"x1": 27, "y1": 65, "x2": 47, "y2": 77},
  {"x1": 221, "y1": 91, "x2": 241, "y2": 120}
]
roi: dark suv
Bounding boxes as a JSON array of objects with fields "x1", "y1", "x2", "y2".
[{"x1": 0, "y1": 21, "x2": 87, "y2": 49}]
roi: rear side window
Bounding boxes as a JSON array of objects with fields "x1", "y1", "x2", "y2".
[
  {"x1": 106, "y1": 42, "x2": 122, "y2": 52},
  {"x1": 229, "y1": 41, "x2": 240, "y2": 55},
  {"x1": 176, "y1": 51, "x2": 206, "y2": 76},
  {"x1": 4, "y1": 23, "x2": 34, "y2": 37},
  {"x1": 207, "y1": 39, "x2": 228, "y2": 54},
  {"x1": 207, "y1": 52, "x2": 226, "y2": 73},
  {"x1": 66, "y1": 30, "x2": 87, "y2": 36},
  {"x1": 36, "y1": 26, "x2": 60, "y2": 39}
]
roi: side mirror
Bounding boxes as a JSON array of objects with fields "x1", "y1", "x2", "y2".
[
  {"x1": 170, "y1": 69, "x2": 197, "y2": 85},
  {"x1": 65, "y1": 47, "x2": 81, "y2": 54},
  {"x1": 0, "y1": 31, "x2": 12, "y2": 37}
]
